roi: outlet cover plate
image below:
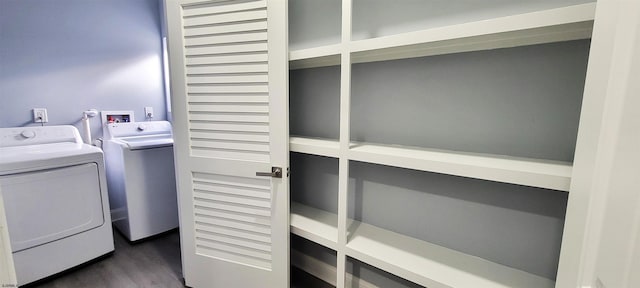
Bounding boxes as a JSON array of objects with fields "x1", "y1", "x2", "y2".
[{"x1": 33, "y1": 108, "x2": 48, "y2": 123}]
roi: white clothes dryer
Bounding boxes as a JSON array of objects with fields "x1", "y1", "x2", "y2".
[
  {"x1": 103, "y1": 121, "x2": 178, "y2": 241},
  {"x1": 0, "y1": 125, "x2": 114, "y2": 286}
]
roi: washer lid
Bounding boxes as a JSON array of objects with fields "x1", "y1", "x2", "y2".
[
  {"x1": 114, "y1": 135, "x2": 174, "y2": 150},
  {"x1": 0, "y1": 142, "x2": 102, "y2": 174}
]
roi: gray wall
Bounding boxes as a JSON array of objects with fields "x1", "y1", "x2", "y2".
[
  {"x1": 0, "y1": 0, "x2": 166, "y2": 140},
  {"x1": 290, "y1": 66, "x2": 341, "y2": 140},
  {"x1": 291, "y1": 153, "x2": 339, "y2": 213},
  {"x1": 289, "y1": 0, "x2": 342, "y2": 51},
  {"x1": 347, "y1": 257, "x2": 423, "y2": 288},
  {"x1": 351, "y1": 40, "x2": 589, "y2": 162},
  {"x1": 348, "y1": 161, "x2": 567, "y2": 280}
]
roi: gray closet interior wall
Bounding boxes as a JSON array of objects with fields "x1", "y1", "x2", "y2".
[
  {"x1": 347, "y1": 258, "x2": 424, "y2": 288},
  {"x1": 351, "y1": 40, "x2": 589, "y2": 162},
  {"x1": 290, "y1": 66, "x2": 341, "y2": 140},
  {"x1": 348, "y1": 161, "x2": 568, "y2": 280},
  {"x1": 289, "y1": 0, "x2": 342, "y2": 50},
  {"x1": 290, "y1": 153, "x2": 339, "y2": 214}
]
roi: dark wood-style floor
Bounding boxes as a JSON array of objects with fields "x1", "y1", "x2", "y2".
[
  {"x1": 25, "y1": 229, "x2": 184, "y2": 288},
  {"x1": 20, "y1": 229, "x2": 333, "y2": 288}
]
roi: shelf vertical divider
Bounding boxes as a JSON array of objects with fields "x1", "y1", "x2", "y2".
[{"x1": 336, "y1": 0, "x2": 352, "y2": 287}]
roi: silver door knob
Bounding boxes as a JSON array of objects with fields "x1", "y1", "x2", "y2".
[{"x1": 256, "y1": 167, "x2": 282, "y2": 178}]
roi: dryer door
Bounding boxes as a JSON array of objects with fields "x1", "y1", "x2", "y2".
[{"x1": 0, "y1": 163, "x2": 104, "y2": 252}]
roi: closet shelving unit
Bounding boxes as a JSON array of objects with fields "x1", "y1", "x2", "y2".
[{"x1": 289, "y1": 1, "x2": 596, "y2": 287}]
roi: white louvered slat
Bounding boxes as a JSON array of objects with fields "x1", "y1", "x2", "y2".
[
  {"x1": 185, "y1": 31, "x2": 267, "y2": 47},
  {"x1": 196, "y1": 237, "x2": 271, "y2": 261},
  {"x1": 195, "y1": 225, "x2": 270, "y2": 244},
  {"x1": 189, "y1": 112, "x2": 269, "y2": 123},
  {"x1": 188, "y1": 95, "x2": 269, "y2": 103},
  {"x1": 192, "y1": 171, "x2": 270, "y2": 188},
  {"x1": 195, "y1": 228, "x2": 272, "y2": 253},
  {"x1": 185, "y1": 42, "x2": 267, "y2": 56},
  {"x1": 194, "y1": 189, "x2": 271, "y2": 208},
  {"x1": 189, "y1": 130, "x2": 269, "y2": 143},
  {"x1": 182, "y1": 0, "x2": 266, "y2": 17},
  {"x1": 193, "y1": 181, "x2": 270, "y2": 199},
  {"x1": 196, "y1": 243, "x2": 271, "y2": 269},
  {"x1": 186, "y1": 53, "x2": 268, "y2": 65},
  {"x1": 187, "y1": 74, "x2": 268, "y2": 84},
  {"x1": 190, "y1": 139, "x2": 269, "y2": 153},
  {"x1": 183, "y1": 10, "x2": 267, "y2": 27},
  {"x1": 184, "y1": 21, "x2": 267, "y2": 37},
  {"x1": 187, "y1": 84, "x2": 268, "y2": 94},
  {"x1": 195, "y1": 235, "x2": 271, "y2": 260},
  {"x1": 193, "y1": 199, "x2": 270, "y2": 218},
  {"x1": 194, "y1": 211, "x2": 271, "y2": 235},
  {"x1": 187, "y1": 64, "x2": 268, "y2": 75},
  {"x1": 194, "y1": 206, "x2": 271, "y2": 227},
  {"x1": 189, "y1": 121, "x2": 268, "y2": 133},
  {"x1": 189, "y1": 103, "x2": 268, "y2": 113},
  {"x1": 196, "y1": 242, "x2": 271, "y2": 269},
  {"x1": 191, "y1": 148, "x2": 269, "y2": 162}
]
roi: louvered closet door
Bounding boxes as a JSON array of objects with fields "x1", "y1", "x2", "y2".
[{"x1": 165, "y1": 0, "x2": 288, "y2": 287}]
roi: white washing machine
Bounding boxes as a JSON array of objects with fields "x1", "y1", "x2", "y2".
[
  {"x1": 103, "y1": 121, "x2": 178, "y2": 241},
  {"x1": 0, "y1": 125, "x2": 114, "y2": 286}
]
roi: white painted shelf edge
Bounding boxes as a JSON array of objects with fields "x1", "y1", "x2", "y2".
[
  {"x1": 349, "y1": 143, "x2": 572, "y2": 191},
  {"x1": 290, "y1": 202, "x2": 338, "y2": 250},
  {"x1": 289, "y1": 137, "x2": 572, "y2": 191},
  {"x1": 288, "y1": 3, "x2": 595, "y2": 68},
  {"x1": 289, "y1": 136, "x2": 340, "y2": 158},
  {"x1": 289, "y1": 44, "x2": 341, "y2": 61},
  {"x1": 289, "y1": 44, "x2": 341, "y2": 70},
  {"x1": 345, "y1": 221, "x2": 556, "y2": 288}
]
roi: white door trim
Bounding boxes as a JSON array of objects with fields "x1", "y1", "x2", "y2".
[{"x1": 557, "y1": 0, "x2": 640, "y2": 287}]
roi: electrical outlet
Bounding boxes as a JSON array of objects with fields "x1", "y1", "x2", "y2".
[
  {"x1": 33, "y1": 108, "x2": 48, "y2": 123},
  {"x1": 144, "y1": 107, "x2": 154, "y2": 119}
]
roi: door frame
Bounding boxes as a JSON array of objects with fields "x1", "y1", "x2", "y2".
[{"x1": 556, "y1": 0, "x2": 640, "y2": 287}]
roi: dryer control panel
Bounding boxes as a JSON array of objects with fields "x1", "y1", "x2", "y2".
[
  {"x1": 0, "y1": 126, "x2": 83, "y2": 148},
  {"x1": 106, "y1": 121, "x2": 173, "y2": 139}
]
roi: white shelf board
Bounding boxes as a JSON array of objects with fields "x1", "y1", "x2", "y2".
[
  {"x1": 348, "y1": 142, "x2": 572, "y2": 191},
  {"x1": 349, "y1": 3, "x2": 595, "y2": 64},
  {"x1": 289, "y1": 44, "x2": 341, "y2": 70},
  {"x1": 289, "y1": 137, "x2": 340, "y2": 158},
  {"x1": 290, "y1": 202, "x2": 338, "y2": 250},
  {"x1": 345, "y1": 221, "x2": 555, "y2": 288}
]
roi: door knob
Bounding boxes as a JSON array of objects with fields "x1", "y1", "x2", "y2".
[{"x1": 256, "y1": 167, "x2": 282, "y2": 178}]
